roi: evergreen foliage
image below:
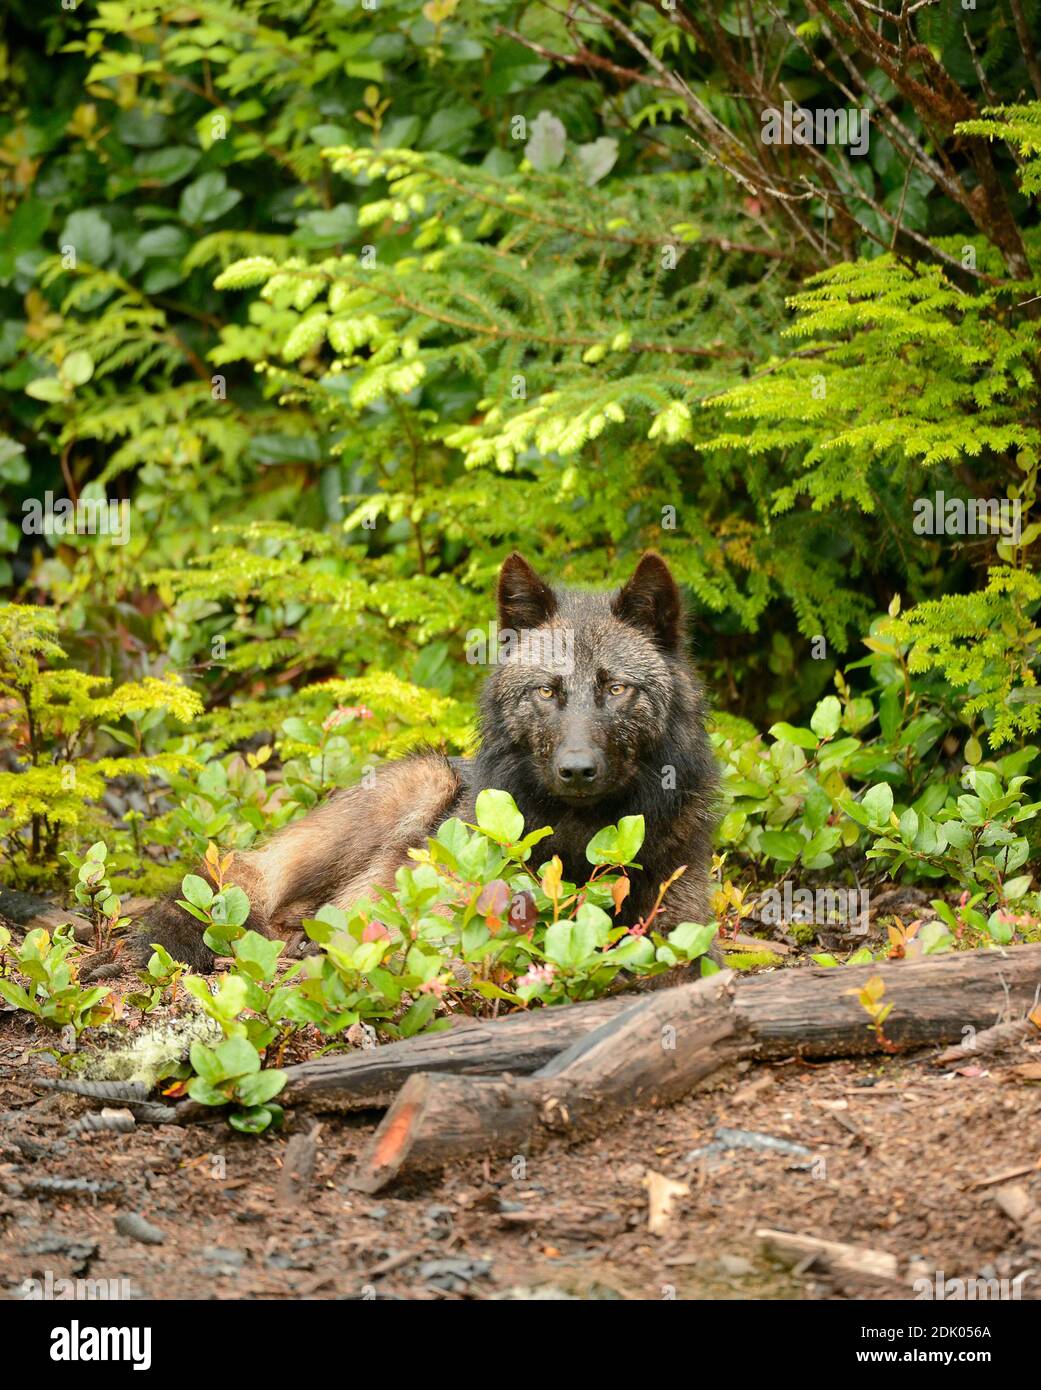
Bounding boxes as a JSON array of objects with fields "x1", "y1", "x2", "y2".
[{"x1": 2, "y1": 0, "x2": 1041, "y2": 976}]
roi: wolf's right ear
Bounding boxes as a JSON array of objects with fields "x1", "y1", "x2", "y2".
[{"x1": 498, "y1": 552, "x2": 557, "y2": 631}]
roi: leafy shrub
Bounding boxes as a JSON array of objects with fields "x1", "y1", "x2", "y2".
[
  {"x1": 0, "y1": 923, "x2": 114, "y2": 1034},
  {"x1": 0, "y1": 604, "x2": 200, "y2": 882},
  {"x1": 4, "y1": 0, "x2": 1041, "y2": 1125}
]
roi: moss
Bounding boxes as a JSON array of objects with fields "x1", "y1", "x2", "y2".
[
  {"x1": 109, "y1": 864, "x2": 185, "y2": 898},
  {"x1": 720, "y1": 949, "x2": 785, "y2": 971},
  {"x1": 787, "y1": 921, "x2": 818, "y2": 946}
]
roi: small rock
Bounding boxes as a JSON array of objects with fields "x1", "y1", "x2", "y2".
[
  {"x1": 201, "y1": 1246, "x2": 246, "y2": 1268},
  {"x1": 419, "y1": 1257, "x2": 492, "y2": 1292},
  {"x1": 265, "y1": 1252, "x2": 313, "y2": 1271},
  {"x1": 685, "y1": 1127, "x2": 811, "y2": 1162},
  {"x1": 114, "y1": 1213, "x2": 165, "y2": 1246},
  {"x1": 25, "y1": 1176, "x2": 120, "y2": 1197}
]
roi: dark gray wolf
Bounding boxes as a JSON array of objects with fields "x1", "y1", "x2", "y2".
[{"x1": 105, "y1": 551, "x2": 719, "y2": 974}]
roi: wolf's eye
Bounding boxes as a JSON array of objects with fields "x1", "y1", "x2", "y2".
[
  {"x1": 535, "y1": 684, "x2": 555, "y2": 700},
  {"x1": 607, "y1": 682, "x2": 628, "y2": 697}
]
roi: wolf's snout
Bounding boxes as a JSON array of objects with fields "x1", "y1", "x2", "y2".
[{"x1": 555, "y1": 749, "x2": 604, "y2": 786}]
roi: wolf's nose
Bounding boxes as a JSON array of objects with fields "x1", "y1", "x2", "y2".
[{"x1": 556, "y1": 751, "x2": 599, "y2": 783}]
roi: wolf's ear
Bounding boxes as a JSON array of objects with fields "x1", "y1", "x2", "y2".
[
  {"x1": 611, "y1": 552, "x2": 684, "y2": 651},
  {"x1": 498, "y1": 552, "x2": 557, "y2": 631}
]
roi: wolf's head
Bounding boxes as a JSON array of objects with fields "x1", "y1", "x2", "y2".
[{"x1": 481, "y1": 550, "x2": 704, "y2": 808}]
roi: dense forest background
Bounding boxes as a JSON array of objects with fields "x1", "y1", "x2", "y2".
[{"x1": 2, "y1": 0, "x2": 1041, "y2": 972}]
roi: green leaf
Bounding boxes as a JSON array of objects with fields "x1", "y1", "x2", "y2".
[
  {"x1": 179, "y1": 171, "x2": 242, "y2": 225},
  {"x1": 420, "y1": 104, "x2": 482, "y2": 153},
  {"x1": 189, "y1": 1040, "x2": 225, "y2": 1085},
  {"x1": 610, "y1": 934, "x2": 655, "y2": 967},
  {"x1": 1002, "y1": 874, "x2": 1032, "y2": 901},
  {"x1": 211, "y1": 885, "x2": 250, "y2": 929},
  {"x1": 810, "y1": 696, "x2": 842, "y2": 739},
  {"x1": 186, "y1": 1077, "x2": 230, "y2": 1107},
  {"x1": 585, "y1": 815, "x2": 645, "y2": 866},
  {"x1": 525, "y1": 111, "x2": 566, "y2": 172},
  {"x1": 0, "y1": 979, "x2": 38, "y2": 1014},
  {"x1": 58, "y1": 209, "x2": 112, "y2": 265},
  {"x1": 213, "y1": 1034, "x2": 261, "y2": 1080},
  {"x1": 544, "y1": 920, "x2": 575, "y2": 968},
  {"x1": 475, "y1": 788, "x2": 524, "y2": 843},
  {"x1": 137, "y1": 226, "x2": 191, "y2": 260},
  {"x1": 575, "y1": 137, "x2": 618, "y2": 186},
  {"x1": 919, "y1": 921, "x2": 955, "y2": 954},
  {"x1": 759, "y1": 829, "x2": 804, "y2": 863},
  {"x1": 281, "y1": 715, "x2": 323, "y2": 743},
  {"x1": 613, "y1": 815, "x2": 645, "y2": 864},
  {"x1": 486, "y1": 40, "x2": 549, "y2": 95},
  {"x1": 879, "y1": 685, "x2": 902, "y2": 742},
  {"x1": 233, "y1": 930, "x2": 284, "y2": 982},
  {"x1": 25, "y1": 377, "x2": 67, "y2": 403},
  {"x1": 132, "y1": 146, "x2": 200, "y2": 185},
  {"x1": 769, "y1": 722, "x2": 818, "y2": 749},
  {"x1": 398, "y1": 995, "x2": 438, "y2": 1038},
  {"x1": 180, "y1": 874, "x2": 214, "y2": 910},
  {"x1": 235, "y1": 1069, "x2": 286, "y2": 1106},
  {"x1": 667, "y1": 921, "x2": 717, "y2": 959},
  {"x1": 229, "y1": 1103, "x2": 283, "y2": 1133},
  {"x1": 61, "y1": 351, "x2": 94, "y2": 388},
  {"x1": 861, "y1": 783, "x2": 894, "y2": 825}
]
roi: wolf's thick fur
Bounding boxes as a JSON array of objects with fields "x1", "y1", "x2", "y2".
[{"x1": 113, "y1": 552, "x2": 719, "y2": 975}]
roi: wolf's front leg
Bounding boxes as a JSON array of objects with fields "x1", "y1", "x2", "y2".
[{"x1": 81, "y1": 848, "x2": 276, "y2": 979}]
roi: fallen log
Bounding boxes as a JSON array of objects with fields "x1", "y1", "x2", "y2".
[
  {"x1": 0, "y1": 884, "x2": 92, "y2": 943},
  {"x1": 346, "y1": 944, "x2": 1041, "y2": 1192},
  {"x1": 280, "y1": 993, "x2": 636, "y2": 1109},
  {"x1": 349, "y1": 975, "x2": 739, "y2": 1191},
  {"x1": 284, "y1": 942, "x2": 1041, "y2": 1112}
]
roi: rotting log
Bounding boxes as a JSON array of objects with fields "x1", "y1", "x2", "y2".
[
  {"x1": 280, "y1": 993, "x2": 636, "y2": 1109},
  {"x1": 344, "y1": 944, "x2": 1041, "y2": 1192},
  {"x1": 348, "y1": 973, "x2": 740, "y2": 1192},
  {"x1": 0, "y1": 885, "x2": 92, "y2": 942},
  {"x1": 282, "y1": 943, "x2": 1041, "y2": 1113}
]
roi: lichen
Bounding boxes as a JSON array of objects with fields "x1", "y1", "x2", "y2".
[{"x1": 83, "y1": 1010, "x2": 223, "y2": 1088}]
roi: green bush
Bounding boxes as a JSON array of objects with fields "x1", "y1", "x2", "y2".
[{"x1": 3, "y1": 2, "x2": 1041, "y2": 1105}]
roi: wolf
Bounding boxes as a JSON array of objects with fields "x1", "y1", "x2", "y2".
[{"x1": 96, "y1": 551, "x2": 719, "y2": 975}]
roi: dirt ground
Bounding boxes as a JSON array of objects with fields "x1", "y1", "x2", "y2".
[{"x1": 3, "y1": 998, "x2": 1041, "y2": 1302}]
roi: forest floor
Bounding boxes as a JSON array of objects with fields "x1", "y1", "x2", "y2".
[{"x1": 3, "y1": 974, "x2": 1041, "y2": 1302}]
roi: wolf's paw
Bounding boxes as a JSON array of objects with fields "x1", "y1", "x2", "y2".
[
  {"x1": 283, "y1": 930, "x2": 322, "y2": 960},
  {"x1": 80, "y1": 897, "x2": 216, "y2": 980}
]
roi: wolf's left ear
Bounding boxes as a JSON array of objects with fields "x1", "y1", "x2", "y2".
[
  {"x1": 611, "y1": 552, "x2": 684, "y2": 651},
  {"x1": 498, "y1": 552, "x2": 558, "y2": 631}
]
